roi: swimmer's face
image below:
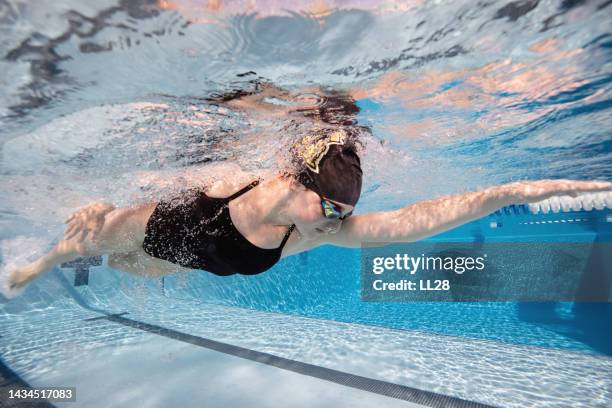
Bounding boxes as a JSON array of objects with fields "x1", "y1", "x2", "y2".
[{"x1": 292, "y1": 189, "x2": 355, "y2": 240}]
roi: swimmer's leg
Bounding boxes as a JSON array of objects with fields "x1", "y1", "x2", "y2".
[
  {"x1": 108, "y1": 250, "x2": 189, "y2": 278},
  {"x1": 7, "y1": 203, "x2": 157, "y2": 290}
]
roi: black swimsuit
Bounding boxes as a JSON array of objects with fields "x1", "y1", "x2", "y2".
[{"x1": 142, "y1": 180, "x2": 295, "y2": 276}]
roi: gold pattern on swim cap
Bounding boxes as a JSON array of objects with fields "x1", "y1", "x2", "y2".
[{"x1": 297, "y1": 129, "x2": 347, "y2": 173}]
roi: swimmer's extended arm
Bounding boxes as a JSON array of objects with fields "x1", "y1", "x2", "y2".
[{"x1": 324, "y1": 179, "x2": 612, "y2": 248}]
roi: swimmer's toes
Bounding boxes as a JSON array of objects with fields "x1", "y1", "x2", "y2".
[
  {"x1": 7, "y1": 270, "x2": 24, "y2": 290},
  {"x1": 6, "y1": 264, "x2": 36, "y2": 290},
  {"x1": 1, "y1": 271, "x2": 27, "y2": 299}
]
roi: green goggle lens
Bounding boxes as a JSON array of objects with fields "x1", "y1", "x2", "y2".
[{"x1": 321, "y1": 199, "x2": 352, "y2": 220}]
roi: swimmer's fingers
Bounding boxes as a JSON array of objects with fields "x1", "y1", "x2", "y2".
[
  {"x1": 547, "y1": 179, "x2": 610, "y2": 198},
  {"x1": 75, "y1": 217, "x2": 103, "y2": 243},
  {"x1": 63, "y1": 204, "x2": 112, "y2": 241},
  {"x1": 64, "y1": 216, "x2": 85, "y2": 240},
  {"x1": 88, "y1": 219, "x2": 106, "y2": 242},
  {"x1": 64, "y1": 202, "x2": 114, "y2": 224},
  {"x1": 504, "y1": 179, "x2": 612, "y2": 203},
  {"x1": 65, "y1": 206, "x2": 89, "y2": 223},
  {"x1": 65, "y1": 224, "x2": 93, "y2": 243},
  {"x1": 64, "y1": 224, "x2": 80, "y2": 241},
  {"x1": 64, "y1": 211, "x2": 84, "y2": 224},
  {"x1": 76, "y1": 227, "x2": 89, "y2": 243},
  {"x1": 64, "y1": 224, "x2": 86, "y2": 242}
]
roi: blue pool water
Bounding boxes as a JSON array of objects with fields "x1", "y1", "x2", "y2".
[
  {"x1": 1, "y1": 1, "x2": 612, "y2": 407},
  {"x1": 158, "y1": 205, "x2": 612, "y2": 352}
]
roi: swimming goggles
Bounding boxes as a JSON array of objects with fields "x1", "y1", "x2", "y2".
[{"x1": 321, "y1": 198, "x2": 353, "y2": 220}]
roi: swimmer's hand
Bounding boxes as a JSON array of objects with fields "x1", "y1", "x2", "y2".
[
  {"x1": 495, "y1": 179, "x2": 612, "y2": 203},
  {"x1": 64, "y1": 202, "x2": 116, "y2": 242}
]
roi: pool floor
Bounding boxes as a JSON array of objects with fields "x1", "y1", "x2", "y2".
[{"x1": 1, "y1": 294, "x2": 610, "y2": 408}]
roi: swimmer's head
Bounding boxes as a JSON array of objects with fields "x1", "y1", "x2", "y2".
[{"x1": 291, "y1": 128, "x2": 363, "y2": 207}]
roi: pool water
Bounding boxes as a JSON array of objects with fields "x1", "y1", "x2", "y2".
[{"x1": 1, "y1": 1, "x2": 612, "y2": 407}]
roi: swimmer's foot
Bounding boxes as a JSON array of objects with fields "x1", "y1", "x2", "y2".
[{"x1": 7, "y1": 261, "x2": 44, "y2": 290}]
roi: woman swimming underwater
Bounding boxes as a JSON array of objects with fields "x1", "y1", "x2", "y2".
[{"x1": 5, "y1": 84, "x2": 612, "y2": 292}]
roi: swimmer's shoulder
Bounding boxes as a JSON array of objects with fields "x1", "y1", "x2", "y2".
[{"x1": 203, "y1": 162, "x2": 270, "y2": 198}]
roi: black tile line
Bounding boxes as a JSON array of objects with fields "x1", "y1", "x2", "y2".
[
  {"x1": 93, "y1": 313, "x2": 496, "y2": 408},
  {"x1": 84, "y1": 312, "x2": 129, "y2": 322},
  {"x1": 0, "y1": 358, "x2": 56, "y2": 408}
]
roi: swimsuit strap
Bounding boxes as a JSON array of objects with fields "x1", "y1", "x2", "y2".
[
  {"x1": 278, "y1": 224, "x2": 295, "y2": 250},
  {"x1": 226, "y1": 178, "x2": 294, "y2": 250},
  {"x1": 225, "y1": 179, "x2": 261, "y2": 202}
]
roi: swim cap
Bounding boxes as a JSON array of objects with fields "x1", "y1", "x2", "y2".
[{"x1": 293, "y1": 129, "x2": 363, "y2": 206}]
